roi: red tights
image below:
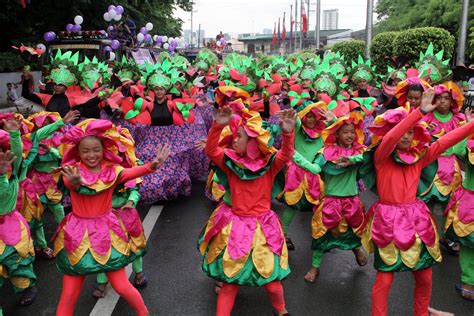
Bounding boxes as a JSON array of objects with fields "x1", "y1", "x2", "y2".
[
  {"x1": 372, "y1": 268, "x2": 432, "y2": 316},
  {"x1": 216, "y1": 281, "x2": 286, "y2": 316},
  {"x1": 56, "y1": 268, "x2": 148, "y2": 316}
]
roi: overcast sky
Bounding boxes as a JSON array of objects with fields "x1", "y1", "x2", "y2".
[{"x1": 174, "y1": 0, "x2": 377, "y2": 37}]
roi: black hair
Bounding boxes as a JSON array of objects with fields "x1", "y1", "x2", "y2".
[
  {"x1": 79, "y1": 135, "x2": 104, "y2": 148},
  {"x1": 407, "y1": 84, "x2": 424, "y2": 94}
]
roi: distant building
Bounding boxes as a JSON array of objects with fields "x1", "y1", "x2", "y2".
[
  {"x1": 184, "y1": 29, "x2": 205, "y2": 47},
  {"x1": 238, "y1": 29, "x2": 351, "y2": 55},
  {"x1": 263, "y1": 28, "x2": 273, "y2": 35},
  {"x1": 323, "y1": 9, "x2": 338, "y2": 30}
]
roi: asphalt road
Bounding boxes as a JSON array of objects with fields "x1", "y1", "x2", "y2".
[{"x1": 1, "y1": 181, "x2": 473, "y2": 316}]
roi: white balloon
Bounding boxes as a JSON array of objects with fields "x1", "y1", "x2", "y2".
[
  {"x1": 163, "y1": 43, "x2": 169, "y2": 50},
  {"x1": 36, "y1": 43, "x2": 46, "y2": 52},
  {"x1": 145, "y1": 22, "x2": 153, "y2": 31},
  {"x1": 114, "y1": 14, "x2": 122, "y2": 21},
  {"x1": 168, "y1": 37, "x2": 174, "y2": 43},
  {"x1": 153, "y1": 35, "x2": 159, "y2": 41},
  {"x1": 103, "y1": 12, "x2": 111, "y2": 22},
  {"x1": 74, "y1": 15, "x2": 83, "y2": 25},
  {"x1": 108, "y1": 52, "x2": 116, "y2": 61},
  {"x1": 108, "y1": 9, "x2": 117, "y2": 19},
  {"x1": 161, "y1": 36, "x2": 168, "y2": 42},
  {"x1": 137, "y1": 33, "x2": 145, "y2": 42},
  {"x1": 216, "y1": 41, "x2": 222, "y2": 47}
]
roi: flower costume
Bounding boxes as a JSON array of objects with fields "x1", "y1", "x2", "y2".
[
  {"x1": 310, "y1": 112, "x2": 367, "y2": 269},
  {"x1": 198, "y1": 108, "x2": 294, "y2": 314},
  {"x1": 361, "y1": 107, "x2": 474, "y2": 315}
]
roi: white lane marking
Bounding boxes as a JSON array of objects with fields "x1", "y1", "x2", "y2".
[{"x1": 89, "y1": 205, "x2": 163, "y2": 316}]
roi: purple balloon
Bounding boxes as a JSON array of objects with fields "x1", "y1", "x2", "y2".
[
  {"x1": 107, "y1": 25, "x2": 114, "y2": 31},
  {"x1": 66, "y1": 23, "x2": 74, "y2": 32},
  {"x1": 44, "y1": 31, "x2": 56, "y2": 42},
  {"x1": 155, "y1": 36, "x2": 162, "y2": 44},
  {"x1": 108, "y1": 4, "x2": 116, "y2": 11},
  {"x1": 140, "y1": 27, "x2": 147, "y2": 34},
  {"x1": 103, "y1": 45, "x2": 112, "y2": 52},
  {"x1": 116, "y1": 5, "x2": 124, "y2": 14},
  {"x1": 144, "y1": 34, "x2": 152, "y2": 42},
  {"x1": 72, "y1": 24, "x2": 81, "y2": 32},
  {"x1": 111, "y1": 39, "x2": 120, "y2": 49},
  {"x1": 220, "y1": 38, "x2": 225, "y2": 44}
]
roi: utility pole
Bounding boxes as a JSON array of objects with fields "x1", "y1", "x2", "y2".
[
  {"x1": 365, "y1": 0, "x2": 374, "y2": 58},
  {"x1": 290, "y1": 4, "x2": 293, "y2": 52},
  {"x1": 315, "y1": 0, "x2": 320, "y2": 50},
  {"x1": 299, "y1": 0, "x2": 303, "y2": 50},
  {"x1": 190, "y1": 2, "x2": 193, "y2": 49},
  {"x1": 295, "y1": 0, "x2": 298, "y2": 53},
  {"x1": 457, "y1": 0, "x2": 470, "y2": 65},
  {"x1": 198, "y1": 23, "x2": 201, "y2": 49}
]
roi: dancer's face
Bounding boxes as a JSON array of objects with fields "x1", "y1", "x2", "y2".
[
  {"x1": 301, "y1": 79, "x2": 312, "y2": 89},
  {"x1": 54, "y1": 84, "x2": 67, "y2": 94},
  {"x1": 78, "y1": 136, "x2": 103, "y2": 171},
  {"x1": 357, "y1": 79, "x2": 368, "y2": 90},
  {"x1": 397, "y1": 128, "x2": 414, "y2": 150},
  {"x1": 303, "y1": 112, "x2": 317, "y2": 129},
  {"x1": 233, "y1": 126, "x2": 249, "y2": 156},
  {"x1": 407, "y1": 90, "x2": 422, "y2": 108},
  {"x1": 335, "y1": 123, "x2": 355, "y2": 148},
  {"x1": 434, "y1": 92, "x2": 452, "y2": 115},
  {"x1": 153, "y1": 86, "x2": 167, "y2": 99}
]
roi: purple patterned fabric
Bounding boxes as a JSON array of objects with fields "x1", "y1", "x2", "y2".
[{"x1": 113, "y1": 111, "x2": 210, "y2": 203}]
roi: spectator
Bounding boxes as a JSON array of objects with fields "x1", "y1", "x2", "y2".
[
  {"x1": 6, "y1": 83, "x2": 19, "y2": 103},
  {"x1": 16, "y1": 65, "x2": 34, "y2": 98}
]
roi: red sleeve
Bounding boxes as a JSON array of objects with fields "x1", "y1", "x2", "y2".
[
  {"x1": 374, "y1": 108, "x2": 424, "y2": 165},
  {"x1": 205, "y1": 122, "x2": 227, "y2": 170},
  {"x1": 62, "y1": 177, "x2": 77, "y2": 190},
  {"x1": 269, "y1": 130, "x2": 294, "y2": 176},
  {"x1": 33, "y1": 92, "x2": 53, "y2": 106},
  {"x1": 118, "y1": 163, "x2": 155, "y2": 184},
  {"x1": 422, "y1": 121, "x2": 474, "y2": 167}
]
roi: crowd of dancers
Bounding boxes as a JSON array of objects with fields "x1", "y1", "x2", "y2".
[{"x1": 0, "y1": 43, "x2": 473, "y2": 316}]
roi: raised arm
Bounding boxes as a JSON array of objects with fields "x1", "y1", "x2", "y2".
[
  {"x1": 374, "y1": 108, "x2": 424, "y2": 164},
  {"x1": 205, "y1": 106, "x2": 232, "y2": 170},
  {"x1": 270, "y1": 109, "x2": 296, "y2": 175},
  {"x1": 422, "y1": 122, "x2": 474, "y2": 167}
]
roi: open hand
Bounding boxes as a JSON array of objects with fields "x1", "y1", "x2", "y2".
[
  {"x1": 334, "y1": 156, "x2": 350, "y2": 168},
  {"x1": 195, "y1": 139, "x2": 207, "y2": 151},
  {"x1": 318, "y1": 108, "x2": 336, "y2": 122},
  {"x1": 60, "y1": 165, "x2": 84, "y2": 187},
  {"x1": 214, "y1": 106, "x2": 233, "y2": 126},
  {"x1": 277, "y1": 109, "x2": 297, "y2": 133},
  {"x1": 151, "y1": 144, "x2": 170, "y2": 170},
  {"x1": 3, "y1": 117, "x2": 22, "y2": 131},
  {"x1": 420, "y1": 88, "x2": 437, "y2": 114},
  {"x1": 0, "y1": 150, "x2": 16, "y2": 174},
  {"x1": 121, "y1": 200, "x2": 134, "y2": 210},
  {"x1": 63, "y1": 110, "x2": 81, "y2": 124}
]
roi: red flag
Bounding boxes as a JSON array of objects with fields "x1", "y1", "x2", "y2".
[
  {"x1": 282, "y1": 13, "x2": 287, "y2": 41},
  {"x1": 301, "y1": 2, "x2": 308, "y2": 33},
  {"x1": 272, "y1": 22, "x2": 277, "y2": 47},
  {"x1": 19, "y1": 0, "x2": 26, "y2": 8}
]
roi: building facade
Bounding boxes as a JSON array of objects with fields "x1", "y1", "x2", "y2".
[{"x1": 323, "y1": 9, "x2": 339, "y2": 30}]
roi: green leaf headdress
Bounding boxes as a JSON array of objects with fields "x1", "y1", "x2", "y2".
[
  {"x1": 47, "y1": 49, "x2": 80, "y2": 87},
  {"x1": 113, "y1": 55, "x2": 141, "y2": 83},
  {"x1": 313, "y1": 59, "x2": 347, "y2": 98},
  {"x1": 141, "y1": 60, "x2": 172, "y2": 90},
  {"x1": 78, "y1": 56, "x2": 109, "y2": 89},
  {"x1": 416, "y1": 42, "x2": 451, "y2": 85},
  {"x1": 349, "y1": 55, "x2": 377, "y2": 85},
  {"x1": 324, "y1": 51, "x2": 347, "y2": 77},
  {"x1": 386, "y1": 65, "x2": 407, "y2": 83}
]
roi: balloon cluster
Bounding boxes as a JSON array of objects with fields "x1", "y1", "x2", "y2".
[
  {"x1": 65, "y1": 15, "x2": 84, "y2": 33},
  {"x1": 43, "y1": 31, "x2": 57, "y2": 42},
  {"x1": 103, "y1": 4, "x2": 124, "y2": 22},
  {"x1": 136, "y1": 22, "x2": 154, "y2": 43}
]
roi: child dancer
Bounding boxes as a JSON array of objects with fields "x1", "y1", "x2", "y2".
[
  {"x1": 280, "y1": 101, "x2": 331, "y2": 250},
  {"x1": 305, "y1": 112, "x2": 368, "y2": 283},
  {"x1": 444, "y1": 117, "x2": 474, "y2": 301},
  {"x1": 53, "y1": 119, "x2": 170, "y2": 316},
  {"x1": 0, "y1": 118, "x2": 38, "y2": 307},
  {"x1": 199, "y1": 107, "x2": 296, "y2": 316},
  {"x1": 362, "y1": 89, "x2": 474, "y2": 315}
]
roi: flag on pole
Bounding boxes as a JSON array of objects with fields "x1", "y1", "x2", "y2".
[
  {"x1": 301, "y1": 1, "x2": 308, "y2": 33},
  {"x1": 282, "y1": 13, "x2": 287, "y2": 42},
  {"x1": 278, "y1": 18, "x2": 281, "y2": 48},
  {"x1": 290, "y1": 9, "x2": 293, "y2": 41},
  {"x1": 272, "y1": 22, "x2": 277, "y2": 48}
]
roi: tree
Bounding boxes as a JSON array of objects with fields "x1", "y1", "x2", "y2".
[
  {"x1": 0, "y1": 0, "x2": 192, "y2": 52},
  {"x1": 370, "y1": 31, "x2": 400, "y2": 70}
]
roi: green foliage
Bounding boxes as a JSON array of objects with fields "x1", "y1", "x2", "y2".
[
  {"x1": 0, "y1": 0, "x2": 192, "y2": 52},
  {"x1": 370, "y1": 31, "x2": 400, "y2": 70},
  {"x1": 469, "y1": 26, "x2": 474, "y2": 60},
  {"x1": 331, "y1": 40, "x2": 366, "y2": 64},
  {"x1": 0, "y1": 52, "x2": 26, "y2": 72},
  {"x1": 392, "y1": 27, "x2": 456, "y2": 64},
  {"x1": 374, "y1": 0, "x2": 473, "y2": 58}
]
